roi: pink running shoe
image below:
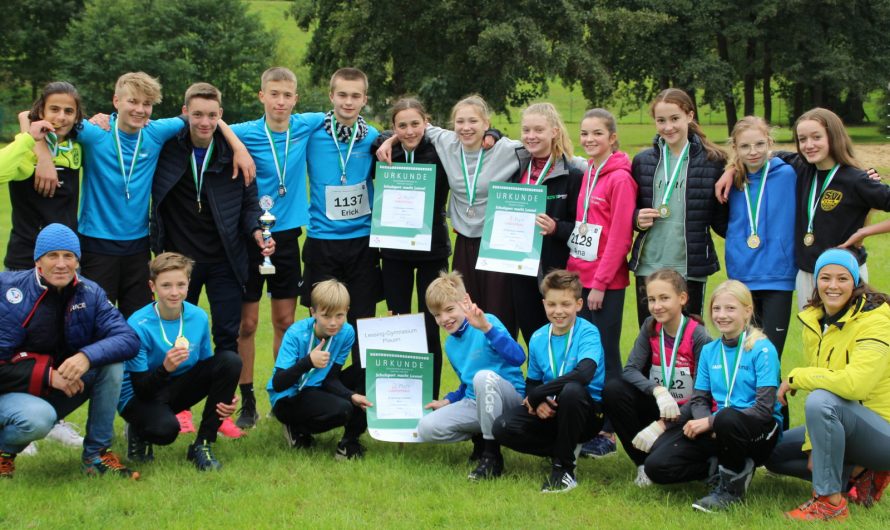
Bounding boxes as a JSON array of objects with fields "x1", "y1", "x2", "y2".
[
  {"x1": 217, "y1": 417, "x2": 245, "y2": 439},
  {"x1": 176, "y1": 410, "x2": 196, "y2": 434}
]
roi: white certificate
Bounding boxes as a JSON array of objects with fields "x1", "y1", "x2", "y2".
[
  {"x1": 381, "y1": 189, "x2": 425, "y2": 229},
  {"x1": 375, "y1": 378, "x2": 423, "y2": 419},
  {"x1": 489, "y1": 210, "x2": 535, "y2": 253}
]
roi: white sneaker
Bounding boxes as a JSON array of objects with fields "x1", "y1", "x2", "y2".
[
  {"x1": 635, "y1": 465, "x2": 653, "y2": 487},
  {"x1": 46, "y1": 420, "x2": 84, "y2": 447},
  {"x1": 20, "y1": 442, "x2": 38, "y2": 456}
]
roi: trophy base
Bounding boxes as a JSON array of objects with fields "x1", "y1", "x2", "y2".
[{"x1": 259, "y1": 264, "x2": 276, "y2": 275}]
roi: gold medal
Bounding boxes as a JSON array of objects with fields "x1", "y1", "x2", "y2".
[
  {"x1": 803, "y1": 232, "x2": 815, "y2": 246},
  {"x1": 747, "y1": 234, "x2": 761, "y2": 249},
  {"x1": 658, "y1": 205, "x2": 671, "y2": 218},
  {"x1": 174, "y1": 336, "x2": 190, "y2": 349},
  {"x1": 579, "y1": 223, "x2": 588, "y2": 236}
]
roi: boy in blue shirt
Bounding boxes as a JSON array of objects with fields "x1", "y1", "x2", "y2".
[
  {"x1": 493, "y1": 270, "x2": 605, "y2": 493},
  {"x1": 268, "y1": 279, "x2": 373, "y2": 460},
  {"x1": 417, "y1": 271, "x2": 525, "y2": 481},
  {"x1": 120, "y1": 253, "x2": 242, "y2": 471}
]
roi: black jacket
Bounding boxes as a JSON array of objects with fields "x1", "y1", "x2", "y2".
[
  {"x1": 509, "y1": 150, "x2": 583, "y2": 276},
  {"x1": 151, "y1": 127, "x2": 261, "y2": 285},
  {"x1": 628, "y1": 133, "x2": 728, "y2": 278}
]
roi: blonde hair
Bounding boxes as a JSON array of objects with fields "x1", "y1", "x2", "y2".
[
  {"x1": 708, "y1": 280, "x2": 766, "y2": 350},
  {"x1": 794, "y1": 107, "x2": 862, "y2": 169},
  {"x1": 425, "y1": 271, "x2": 467, "y2": 313},
  {"x1": 310, "y1": 279, "x2": 350, "y2": 313},
  {"x1": 329, "y1": 67, "x2": 368, "y2": 93},
  {"x1": 149, "y1": 252, "x2": 193, "y2": 281},
  {"x1": 261, "y1": 67, "x2": 297, "y2": 91},
  {"x1": 728, "y1": 116, "x2": 774, "y2": 190},
  {"x1": 522, "y1": 102, "x2": 573, "y2": 162},
  {"x1": 650, "y1": 88, "x2": 724, "y2": 162},
  {"x1": 450, "y1": 94, "x2": 491, "y2": 127},
  {"x1": 115, "y1": 72, "x2": 162, "y2": 104}
]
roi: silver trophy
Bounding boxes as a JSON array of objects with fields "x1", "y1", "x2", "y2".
[{"x1": 258, "y1": 195, "x2": 276, "y2": 275}]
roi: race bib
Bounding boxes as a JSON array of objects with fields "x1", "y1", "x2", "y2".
[
  {"x1": 567, "y1": 221, "x2": 602, "y2": 261},
  {"x1": 325, "y1": 182, "x2": 371, "y2": 220},
  {"x1": 648, "y1": 365, "x2": 694, "y2": 402}
]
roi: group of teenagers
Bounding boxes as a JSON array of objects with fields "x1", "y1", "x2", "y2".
[{"x1": 0, "y1": 63, "x2": 889, "y2": 522}]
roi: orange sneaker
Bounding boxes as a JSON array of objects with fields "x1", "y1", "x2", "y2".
[
  {"x1": 217, "y1": 417, "x2": 245, "y2": 439},
  {"x1": 176, "y1": 410, "x2": 196, "y2": 434},
  {"x1": 785, "y1": 496, "x2": 849, "y2": 522},
  {"x1": 0, "y1": 452, "x2": 16, "y2": 478},
  {"x1": 82, "y1": 449, "x2": 140, "y2": 480}
]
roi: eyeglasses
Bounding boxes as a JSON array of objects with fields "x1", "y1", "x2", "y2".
[{"x1": 736, "y1": 141, "x2": 769, "y2": 154}]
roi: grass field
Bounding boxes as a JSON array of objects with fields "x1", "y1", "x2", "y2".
[{"x1": 3, "y1": 1, "x2": 890, "y2": 527}]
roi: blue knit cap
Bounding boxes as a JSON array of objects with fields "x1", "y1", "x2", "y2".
[
  {"x1": 33, "y1": 223, "x2": 81, "y2": 261},
  {"x1": 814, "y1": 248, "x2": 860, "y2": 286}
]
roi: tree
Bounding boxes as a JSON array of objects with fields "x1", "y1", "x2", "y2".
[{"x1": 54, "y1": 0, "x2": 276, "y2": 122}]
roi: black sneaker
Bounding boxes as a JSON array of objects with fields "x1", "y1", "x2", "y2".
[
  {"x1": 125, "y1": 423, "x2": 153, "y2": 463},
  {"x1": 335, "y1": 438, "x2": 365, "y2": 460},
  {"x1": 541, "y1": 465, "x2": 577, "y2": 493},
  {"x1": 235, "y1": 402, "x2": 260, "y2": 430},
  {"x1": 187, "y1": 440, "x2": 222, "y2": 472},
  {"x1": 468, "y1": 455, "x2": 503, "y2": 481},
  {"x1": 283, "y1": 424, "x2": 314, "y2": 449}
]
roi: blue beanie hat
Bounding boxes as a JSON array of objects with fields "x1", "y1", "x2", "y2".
[
  {"x1": 34, "y1": 223, "x2": 81, "y2": 261},
  {"x1": 814, "y1": 248, "x2": 860, "y2": 286}
]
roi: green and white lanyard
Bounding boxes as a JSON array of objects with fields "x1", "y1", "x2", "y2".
[
  {"x1": 190, "y1": 139, "x2": 215, "y2": 213},
  {"x1": 405, "y1": 150, "x2": 415, "y2": 163},
  {"x1": 153, "y1": 302, "x2": 183, "y2": 348},
  {"x1": 525, "y1": 156, "x2": 553, "y2": 186},
  {"x1": 45, "y1": 132, "x2": 73, "y2": 158},
  {"x1": 720, "y1": 330, "x2": 747, "y2": 408},
  {"x1": 743, "y1": 160, "x2": 770, "y2": 240},
  {"x1": 300, "y1": 330, "x2": 329, "y2": 390},
  {"x1": 579, "y1": 154, "x2": 612, "y2": 225},
  {"x1": 659, "y1": 315, "x2": 688, "y2": 390},
  {"x1": 805, "y1": 164, "x2": 841, "y2": 235},
  {"x1": 112, "y1": 118, "x2": 143, "y2": 200},
  {"x1": 460, "y1": 146, "x2": 485, "y2": 216},
  {"x1": 547, "y1": 322, "x2": 576, "y2": 378},
  {"x1": 264, "y1": 119, "x2": 290, "y2": 197},
  {"x1": 658, "y1": 142, "x2": 690, "y2": 212},
  {"x1": 329, "y1": 118, "x2": 359, "y2": 184}
]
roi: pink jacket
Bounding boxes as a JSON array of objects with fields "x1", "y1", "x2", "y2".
[{"x1": 567, "y1": 151, "x2": 637, "y2": 291}]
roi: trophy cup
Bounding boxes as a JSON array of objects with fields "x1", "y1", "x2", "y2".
[{"x1": 258, "y1": 195, "x2": 276, "y2": 275}]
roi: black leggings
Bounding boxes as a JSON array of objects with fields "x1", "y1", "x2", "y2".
[
  {"x1": 120, "y1": 350, "x2": 242, "y2": 444},
  {"x1": 272, "y1": 387, "x2": 366, "y2": 441},
  {"x1": 602, "y1": 378, "x2": 661, "y2": 466},
  {"x1": 751, "y1": 289, "x2": 792, "y2": 430},
  {"x1": 579, "y1": 287, "x2": 625, "y2": 434}
]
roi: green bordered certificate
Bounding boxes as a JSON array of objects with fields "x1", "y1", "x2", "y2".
[
  {"x1": 370, "y1": 162, "x2": 436, "y2": 251},
  {"x1": 365, "y1": 349, "x2": 433, "y2": 442},
  {"x1": 475, "y1": 182, "x2": 546, "y2": 276}
]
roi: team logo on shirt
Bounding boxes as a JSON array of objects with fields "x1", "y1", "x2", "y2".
[
  {"x1": 5, "y1": 288, "x2": 23, "y2": 304},
  {"x1": 821, "y1": 190, "x2": 842, "y2": 211}
]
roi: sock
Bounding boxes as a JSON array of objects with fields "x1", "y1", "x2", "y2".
[
  {"x1": 482, "y1": 439, "x2": 501, "y2": 458},
  {"x1": 240, "y1": 383, "x2": 255, "y2": 407}
]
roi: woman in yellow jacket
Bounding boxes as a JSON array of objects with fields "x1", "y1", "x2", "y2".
[{"x1": 767, "y1": 248, "x2": 890, "y2": 522}]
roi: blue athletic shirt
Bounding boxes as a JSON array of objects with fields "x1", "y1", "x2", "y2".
[
  {"x1": 443, "y1": 314, "x2": 525, "y2": 401},
  {"x1": 230, "y1": 113, "x2": 325, "y2": 232},
  {"x1": 266, "y1": 317, "x2": 354, "y2": 407},
  {"x1": 527, "y1": 317, "x2": 605, "y2": 401},
  {"x1": 695, "y1": 336, "x2": 783, "y2": 425},
  {"x1": 78, "y1": 116, "x2": 185, "y2": 240},
  {"x1": 118, "y1": 301, "x2": 213, "y2": 411},
  {"x1": 305, "y1": 115, "x2": 379, "y2": 239}
]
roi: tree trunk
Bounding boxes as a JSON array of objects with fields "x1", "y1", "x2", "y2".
[
  {"x1": 793, "y1": 82, "x2": 805, "y2": 123},
  {"x1": 763, "y1": 42, "x2": 772, "y2": 123},
  {"x1": 715, "y1": 33, "x2": 738, "y2": 134},
  {"x1": 743, "y1": 38, "x2": 756, "y2": 116}
]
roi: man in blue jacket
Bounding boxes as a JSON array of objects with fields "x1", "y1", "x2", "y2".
[{"x1": 0, "y1": 224, "x2": 140, "y2": 479}]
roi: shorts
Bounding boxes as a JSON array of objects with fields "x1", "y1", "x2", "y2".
[{"x1": 242, "y1": 227, "x2": 302, "y2": 302}]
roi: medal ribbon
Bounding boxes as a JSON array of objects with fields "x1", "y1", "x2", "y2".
[
  {"x1": 743, "y1": 160, "x2": 770, "y2": 238},
  {"x1": 112, "y1": 118, "x2": 143, "y2": 200},
  {"x1": 405, "y1": 150, "x2": 414, "y2": 164},
  {"x1": 547, "y1": 322, "x2": 576, "y2": 378},
  {"x1": 264, "y1": 119, "x2": 290, "y2": 193},
  {"x1": 190, "y1": 139, "x2": 215, "y2": 212},
  {"x1": 330, "y1": 118, "x2": 359, "y2": 184},
  {"x1": 525, "y1": 157, "x2": 553, "y2": 186},
  {"x1": 659, "y1": 315, "x2": 688, "y2": 391},
  {"x1": 720, "y1": 329, "x2": 747, "y2": 409},
  {"x1": 580, "y1": 153, "x2": 612, "y2": 224},
  {"x1": 806, "y1": 164, "x2": 840, "y2": 234},
  {"x1": 460, "y1": 147, "x2": 485, "y2": 211},
  {"x1": 659, "y1": 142, "x2": 690, "y2": 208},
  {"x1": 45, "y1": 132, "x2": 73, "y2": 158},
  {"x1": 153, "y1": 302, "x2": 184, "y2": 348}
]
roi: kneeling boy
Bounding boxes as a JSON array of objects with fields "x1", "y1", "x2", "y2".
[
  {"x1": 120, "y1": 253, "x2": 242, "y2": 471},
  {"x1": 493, "y1": 270, "x2": 605, "y2": 493},
  {"x1": 417, "y1": 271, "x2": 525, "y2": 481},
  {"x1": 268, "y1": 279, "x2": 373, "y2": 460}
]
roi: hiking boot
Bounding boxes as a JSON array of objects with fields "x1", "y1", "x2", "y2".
[
  {"x1": 283, "y1": 424, "x2": 314, "y2": 449},
  {"x1": 335, "y1": 438, "x2": 365, "y2": 460},
  {"x1": 82, "y1": 450, "x2": 140, "y2": 480},
  {"x1": 785, "y1": 496, "x2": 849, "y2": 522},
  {"x1": 125, "y1": 423, "x2": 154, "y2": 463},
  {"x1": 176, "y1": 410, "x2": 196, "y2": 434},
  {"x1": 0, "y1": 452, "x2": 16, "y2": 478},
  {"x1": 692, "y1": 459, "x2": 754, "y2": 513},
  {"x1": 217, "y1": 417, "x2": 245, "y2": 439},
  {"x1": 187, "y1": 440, "x2": 222, "y2": 472},
  {"x1": 235, "y1": 402, "x2": 260, "y2": 430},
  {"x1": 467, "y1": 454, "x2": 503, "y2": 481},
  {"x1": 579, "y1": 433, "x2": 616, "y2": 458},
  {"x1": 47, "y1": 420, "x2": 84, "y2": 447},
  {"x1": 541, "y1": 465, "x2": 577, "y2": 493}
]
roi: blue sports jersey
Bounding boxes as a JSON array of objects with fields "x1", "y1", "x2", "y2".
[
  {"x1": 306, "y1": 117, "x2": 379, "y2": 239},
  {"x1": 230, "y1": 113, "x2": 324, "y2": 232},
  {"x1": 695, "y1": 336, "x2": 783, "y2": 425},
  {"x1": 266, "y1": 317, "x2": 354, "y2": 407},
  {"x1": 78, "y1": 116, "x2": 185, "y2": 240},
  {"x1": 527, "y1": 317, "x2": 605, "y2": 401},
  {"x1": 119, "y1": 301, "x2": 213, "y2": 411},
  {"x1": 444, "y1": 314, "x2": 525, "y2": 401}
]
